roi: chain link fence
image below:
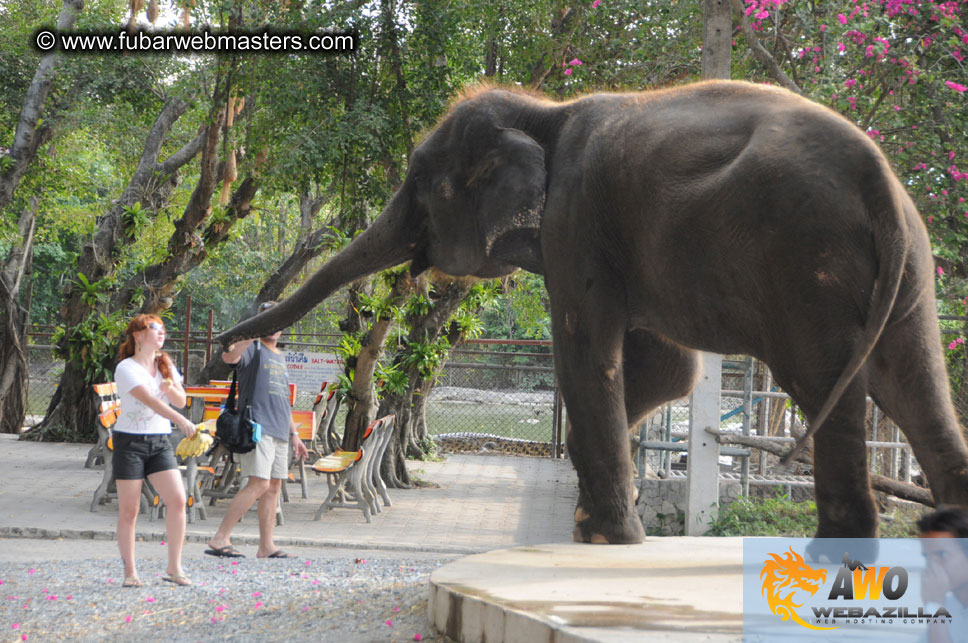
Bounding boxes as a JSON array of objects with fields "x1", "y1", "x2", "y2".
[{"x1": 428, "y1": 340, "x2": 558, "y2": 447}]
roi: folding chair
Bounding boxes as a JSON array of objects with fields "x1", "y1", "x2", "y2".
[
  {"x1": 365, "y1": 415, "x2": 395, "y2": 514},
  {"x1": 312, "y1": 417, "x2": 385, "y2": 523}
]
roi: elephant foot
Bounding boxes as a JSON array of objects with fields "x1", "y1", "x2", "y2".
[{"x1": 572, "y1": 505, "x2": 645, "y2": 544}]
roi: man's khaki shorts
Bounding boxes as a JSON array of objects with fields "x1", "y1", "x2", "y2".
[{"x1": 239, "y1": 435, "x2": 289, "y2": 480}]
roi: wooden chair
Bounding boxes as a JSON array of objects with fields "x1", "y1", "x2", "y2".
[{"x1": 312, "y1": 417, "x2": 385, "y2": 523}]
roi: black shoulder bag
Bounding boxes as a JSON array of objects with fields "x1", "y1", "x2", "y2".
[{"x1": 215, "y1": 343, "x2": 260, "y2": 454}]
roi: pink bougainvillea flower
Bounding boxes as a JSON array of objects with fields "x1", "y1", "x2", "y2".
[
  {"x1": 755, "y1": 10, "x2": 769, "y2": 19},
  {"x1": 160, "y1": 541, "x2": 165, "y2": 546},
  {"x1": 386, "y1": 620, "x2": 394, "y2": 627},
  {"x1": 564, "y1": 68, "x2": 573, "y2": 76},
  {"x1": 21, "y1": 636, "x2": 26, "y2": 642},
  {"x1": 592, "y1": 0, "x2": 601, "y2": 7},
  {"x1": 844, "y1": 78, "x2": 858, "y2": 88},
  {"x1": 414, "y1": 635, "x2": 423, "y2": 641},
  {"x1": 568, "y1": 58, "x2": 582, "y2": 66},
  {"x1": 210, "y1": 617, "x2": 217, "y2": 623},
  {"x1": 254, "y1": 601, "x2": 264, "y2": 610},
  {"x1": 837, "y1": 13, "x2": 847, "y2": 24},
  {"x1": 946, "y1": 81, "x2": 968, "y2": 92},
  {"x1": 937, "y1": 266, "x2": 945, "y2": 276}
]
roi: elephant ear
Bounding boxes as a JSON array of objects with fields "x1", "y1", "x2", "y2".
[{"x1": 468, "y1": 127, "x2": 546, "y2": 275}]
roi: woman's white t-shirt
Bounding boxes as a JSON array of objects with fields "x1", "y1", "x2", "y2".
[{"x1": 114, "y1": 357, "x2": 182, "y2": 435}]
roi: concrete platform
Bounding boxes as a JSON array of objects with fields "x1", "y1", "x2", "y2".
[{"x1": 429, "y1": 538, "x2": 745, "y2": 642}]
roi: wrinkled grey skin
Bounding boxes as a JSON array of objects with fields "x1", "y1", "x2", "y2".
[{"x1": 220, "y1": 81, "x2": 968, "y2": 544}]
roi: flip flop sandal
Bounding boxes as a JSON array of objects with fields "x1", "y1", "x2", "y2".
[
  {"x1": 204, "y1": 545, "x2": 245, "y2": 558},
  {"x1": 163, "y1": 575, "x2": 192, "y2": 586},
  {"x1": 266, "y1": 550, "x2": 298, "y2": 559},
  {"x1": 122, "y1": 576, "x2": 144, "y2": 588}
]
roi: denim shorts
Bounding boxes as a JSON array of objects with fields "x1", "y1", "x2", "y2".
[{"x1": 112, "y1": 432, "x2": 178, "y2": 480}]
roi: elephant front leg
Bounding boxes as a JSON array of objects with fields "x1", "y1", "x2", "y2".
[{"x1": 552, "y1": 288, "x2": 645, "y2": 544}]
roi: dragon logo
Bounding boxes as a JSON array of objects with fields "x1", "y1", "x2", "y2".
[{"x1": 760, "y1": 547, "x2": 836, "y2": 631}]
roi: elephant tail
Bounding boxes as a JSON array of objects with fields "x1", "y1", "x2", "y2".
[{"x1": 779, "y1": 157, "x2": 909, "y2": 468}]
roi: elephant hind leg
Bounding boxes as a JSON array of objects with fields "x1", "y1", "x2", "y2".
[
  {"x1": 771, "y1": 356, "x2": 878, "y2": 538},
  {"x1": 869, "y1": 305, "x2": 968, "y2": 507},
  {"x1": 809, "y1": 378, "x2": 879, "y2": 538}
]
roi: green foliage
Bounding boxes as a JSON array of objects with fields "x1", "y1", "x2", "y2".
[
  {"x1": 335, "y1": 331, "x2": 363, "y2": 362},
  {"x1": 52, "y1": 310, "x2": 126, "y2": 383},
  {"x1": 708, "y1": 495, "x2": 820, "y2": 537},
  {"x1": 358, "y1": 291, "x2": 399, "y2": 323},
  {"x1": 403, "y1": 336, "x2": 452, "y2": 380},
  {"x1": 376, "y1": 361, "x2": 409, "y2": 398}
]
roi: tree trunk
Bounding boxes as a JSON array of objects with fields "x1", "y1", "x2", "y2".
[
  {"x1": 702, "y1": 0, "x2": 732, "y2": 80},
  {"x1": 0, "y1": 200, "x2": 37, "y2": 434},
  {"x1": 378, "y1": 278, "x2": 475, "y2": 488},
  {"x1": 342, "y1": 272, "x2": 413, "y2": 452},
  {"x1": 0, "y1": 0, "x2": 85, "y2": 212}
]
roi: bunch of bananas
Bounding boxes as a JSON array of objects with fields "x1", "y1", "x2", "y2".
[{"x1": 176, "y1": 422, "x2": 214, "y2": 459}]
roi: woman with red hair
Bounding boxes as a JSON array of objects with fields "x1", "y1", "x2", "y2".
[{"x1": 113, "y1": 314, "x2": 197, "y2": 587}]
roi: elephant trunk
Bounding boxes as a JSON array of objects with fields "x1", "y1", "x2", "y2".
[{"x1": 215, "y1": 192, "x2": 418, "y2": 347}]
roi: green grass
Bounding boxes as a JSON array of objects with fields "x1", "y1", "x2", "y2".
[
  {"x1": 708, "y1": 495, "x2": 922, "y2": 537},
  {"x1": 424, "y1": 400, "x2": 554, "y2": 442}
]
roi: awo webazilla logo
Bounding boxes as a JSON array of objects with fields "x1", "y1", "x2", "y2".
[{"x1": 759, "y1": 546, "x2": 953, "y2": 632}]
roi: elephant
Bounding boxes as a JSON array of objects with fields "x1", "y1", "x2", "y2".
[{"x1": 218, "y1": 80, "x2": 968, "y2": 544}]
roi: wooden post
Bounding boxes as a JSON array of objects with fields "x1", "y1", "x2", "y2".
[
  {"x1": 183, "y1": 294, "x2": 191, "y2": 380},
  {"x1": 686, "y1": 352, "x2": 722, "y2": 535},
  {"x1": 206, "y1": 308, "x2": 214, "y2": 365}
]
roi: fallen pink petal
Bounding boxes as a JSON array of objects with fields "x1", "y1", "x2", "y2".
[
  {"x1": 254, "y1": 601, "x2": 264, "y2": 610},
  {"x1": 393, "y1": 606, "x2": 401, "y2": 613},
  {"x1": 414, "y1": 634, "x2": 423, "y2": 641},
  {"x1": 145, "y1": 597, "x2": 156, "y2": 603},
  {"x1": 125, "y1": 616, "x2": 132, "y2": 624},
  {"x1": 11, "y1": 624, "x2": 19, "y2": 630},
  {"x1": 386, "y1": 619, "x2": 393, "y2": 627},
  {"x1": 251, "y1": 592, "x2": 262, "y2": 598}
]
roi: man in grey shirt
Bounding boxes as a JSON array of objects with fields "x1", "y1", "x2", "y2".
[{"x1": 206, "y1": 302, "x2": 309, "y2": 558}]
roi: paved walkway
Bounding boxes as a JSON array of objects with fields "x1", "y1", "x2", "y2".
[{"x1": 0, "y1": 434, "x2": 579, "y2": 554}]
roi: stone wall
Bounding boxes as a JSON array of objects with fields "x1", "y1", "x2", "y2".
[{"x1": 636, "y1": 477, "x2": 746, "y2": 536}]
